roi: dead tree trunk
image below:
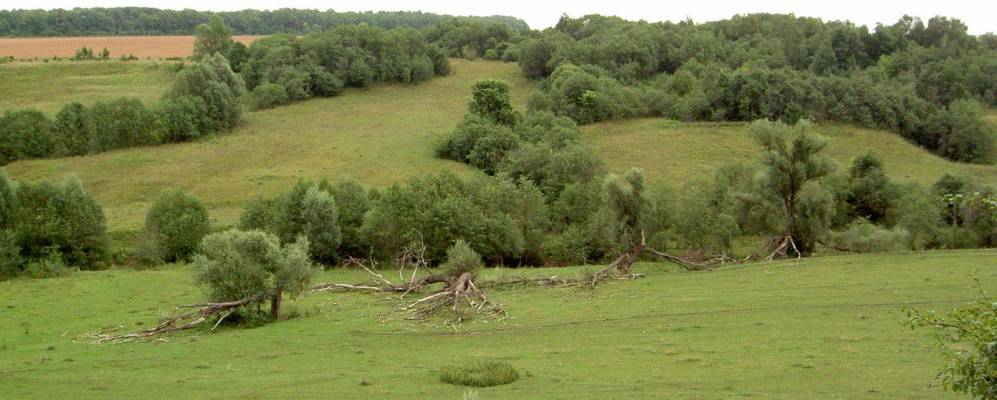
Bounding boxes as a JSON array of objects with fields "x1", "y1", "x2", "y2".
[{"x1": 271, "y1": 287, "x2": 282, "y2": 320}]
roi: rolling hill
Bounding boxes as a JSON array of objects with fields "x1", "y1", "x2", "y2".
[{"x1": 3, "y1": 59, "x2": 994, "y2": 231}]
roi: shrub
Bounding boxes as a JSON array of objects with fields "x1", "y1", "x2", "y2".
[
  {"x1": 193, "y1": 229, "x2": 317, "y2": 319},
  {"x1": 323, "y1": 179, "x2": 371, "y2": 258},
  {"x1": 0, "y1": 109, "x2": 57, "y2": 163},
  {"x1": 844, "y1": 152, "x2": 896, "y2": 224},
  {"x1": 24, "y1": 251, "x2": 74, "y2": 279},
  {"x1": 88, "y1": 97, "x2": 159, "y2": 151},
  {"x1": 143, "y1": 190, "x2": 211, "y2": 263},
  {"x1": 940, "y1": 99, "x2": 993, "y2": 163},
  {"x1": 238, "y1": 194, "x2": 284, "y2": 233},
  {"x1": 441, "y1": 239, "x2": 484, "y2": 278},
  {"x1": 251, "y1": 82, "x2": 290, "y2": 110},
  {"x1": 0, "y1": 229, "x2": 20, "y2": 278},
  {"x1": 893, "y1": 184, "x2": 945, "y2": 250},
  {"x1": 299, "y1": 186, "x2": 342, "y2": 264},
  {"x1": 439, "y1": 360, "x2": 520, "y2": 387},
  {"x1": 14, "y1": 177, "x2": 109, "y2": 268},
  {"x1": 166, "y1": 53, "x2": 244, "y2": 131},
  {"x1": 825, "y1": 219, "x2": 910, "y2": 253},
  {"x1": 468, "y1": 79, "x2": 518, "y2": 126},
  {"x1": 276, "y1": 182, "x2": 342, "y2": 264},
  {"x1": 155, "y1": 95, "x2": 210, "y2": 142},
  {"x1": 468, "y1": 129, "x2": 520, "y2": 174},
  {"x1": 54, "y1": 102, "x2": 92, "y2": 156}
]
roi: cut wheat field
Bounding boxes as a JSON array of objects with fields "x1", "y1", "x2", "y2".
[{"x1": 0, "y1": 35, "x2": 260, "y2": 58}]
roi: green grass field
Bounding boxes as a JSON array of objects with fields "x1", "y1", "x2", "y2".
[
  {"x1": 3, "y1": 60, "x2": 995, "y2": 232},
  {"x1": 0, "y1": 61, "x2": 177, "y2": 115},
  {"x1": 584, "y1": 119, "x2": 997, "y2": 189},
  {"x1": 0, "y1": 250, "x2": 993, "y2": 399}
]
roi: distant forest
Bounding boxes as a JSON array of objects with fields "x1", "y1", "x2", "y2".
[{"x1": 0, "y1": 8, "x2": 530, "y2": 36}]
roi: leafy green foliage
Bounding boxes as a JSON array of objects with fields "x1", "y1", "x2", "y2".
[
  {"x1": 750, "y1": 120, "x2": 835, "y2": 255},
  {"x1": 143, "y1": 190, "x2": 211, "y2": 263},
  {"x1": 907, "y1": 287, "x2": 997, "y2": 400},
  {"x1": 843, "y1": 152, "x2": 897, "y2": 224},
  {"x1": 193, "y1": 229, "x2": 317, "y2": 317},
  {"x1": 441, "y1": 239, "x2": 483, "y2": 278},
  {"x1": 825, "y1": 219, "x2": 909, "y2": 253},
  {"x1": 468, "y1": 79, "x2": 518, "y2": 126},
  {"x1": 438, "y1": 360, "x2": 520, "y2": 387},
  {"x1": 192, "y1": 15, "x2": 234, "y2": 60},
  {"x1": 9, "y1": 177, "x2": 108, "y2": 269}
]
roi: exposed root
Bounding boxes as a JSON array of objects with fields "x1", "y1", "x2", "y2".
[
  {"x1": 90, "y1": 293, "x2": 266, "y2": 343},
  {"x1": 765, "y1": 234, "x2": 801, "y2": 261},
  {"x1": 405, "y1": 273, "x2": 505, "y2": 321}
]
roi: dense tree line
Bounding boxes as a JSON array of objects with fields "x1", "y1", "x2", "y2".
[
  {"x1": 1, "y1": 16, "x2": 461, "y2": 163},
  {"x1": 240, "y1": 24, "x2": 451, "y2": 109},
  {"x1": 518, "y1": 14, "x2": 996, "y2": 163},
  {"x1": 0, "y1": 53, "x2": 242, "y2": 164},
  {"x1": 0, "y1": 8, "x2": 528, "y2": 36}
]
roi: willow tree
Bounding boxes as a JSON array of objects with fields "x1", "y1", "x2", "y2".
[
  {"x1": 192, "y1": 14, "x2": 234, "y2": 60},
  {"x1": 749, "y1": 120, "x2": 835, "y2": 256}
]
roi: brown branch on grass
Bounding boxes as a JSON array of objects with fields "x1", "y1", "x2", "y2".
[{"x1": 91, "y1": 292, "x2": 268, "y2": 344}]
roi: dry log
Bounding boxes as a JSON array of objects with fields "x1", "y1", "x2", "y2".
[{"x1": 91, "y1": 292, "x2": 267, "y2": 343}]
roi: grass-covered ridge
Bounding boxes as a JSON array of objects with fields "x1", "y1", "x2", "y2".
[{"x1": 0, "y1": 250, "x2": 993, "y2": 399}]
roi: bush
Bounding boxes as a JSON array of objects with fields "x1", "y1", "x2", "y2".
[
  {"x1": 143, "y1": 190, "x2": 211, "y2": 263},
  {"x1": 825, "y1": 219, "x2": 910, "y2": 253},
  {"x1": 14, "y1": 177, "x2": 109, "y2": 268},
  {"x1": 54, "y1": 102, "x2": 92, "y2": 156},
  {"x1": 468, "y1": 129, "x2": 520, "y2": 174},
  {"x1": 193, "y1": 229, "x2": 317, "y2": 319},
  {"x1": 0, "y1": 229, "x2": 20, "y2": 278},
  {"x1": 468, "y1": 79, "x2": 518, "y2": 126},
  {"x1": 441, "y1": 239, "x2": 483, "y2": 278},
  {"x1": 88, "y1": 97, "x2": 159, "y2": 151},
  {"x1": 299, "y1": 186, "x2": 342, "y2": 264},
  {"x1": 275, "y1": 181, "x2": 342, "y2": 264},
  {"x1": 238, "y1": 194, "x2": 284, "y2": 233},
  {"x1": 323, "y1": 179, "x2": 371, "y2": 258},
  {"x1": 155, "y1": 95, "x2": 210, "y2": 142},
  {"x1": 0, "y1": 109, "x2": 57, "y2": 163},
  {"x1": 24, "y1": 251, "x2": 74, "y2": 279},
  {"x1": 438, "y1": 360, "x2": 519, "y2": 387},
  {"x1": 166, "y1": 53, "x2": 244, "y2": 131},
  {"x1": 251, "y1": 82, "x2": 290, "y2": 110},
  {"x1": 940, "y1": 99, "x2": 993, "y2": 163}
]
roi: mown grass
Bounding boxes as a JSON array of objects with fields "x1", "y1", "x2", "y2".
[
  {"x1": 0, "y1": 60, "x2": 177, "y2": 115},
  {"x1": 583, "y1": 119, "x2": 997, "y2": 189},
  {"x1": 0, "y1": 250, "x2": 993, "y2": 399}
]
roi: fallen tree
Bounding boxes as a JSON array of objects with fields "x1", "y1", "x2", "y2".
[{"x1": 90, "y1": 233, "x2": 748, "y2": 342}]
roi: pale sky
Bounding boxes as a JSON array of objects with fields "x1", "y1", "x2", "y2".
[{"x1": 7, "y1": 0, "x2": 997, "y2": 34}]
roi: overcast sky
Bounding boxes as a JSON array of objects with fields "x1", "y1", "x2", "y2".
[{"x1": 9, "y1": 0, "x2": 997, "y2": 34}]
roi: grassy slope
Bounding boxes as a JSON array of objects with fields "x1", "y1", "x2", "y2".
[
  {"x1": 584, "y1": 119, "x2": 997, "y2": 188},
  {"x1": 0, "y1": 250, "x2": 994, "y2": 399},
  {"x1": 3, "y1": 60, "x2": 531, "y2": 230},
  {"x1": 0, "y1": 61, "x2": 176, "y2": 115},
  {"x1": 4, "y1": 60, "x2": 994, "y2": 231}
]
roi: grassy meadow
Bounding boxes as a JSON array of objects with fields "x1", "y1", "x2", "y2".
[
  {"x1": 0, "y1": 61, "x2": 177, "y2": 115},
  {"x1": 1, "y1": 250, "x2": 994, "y2": 399},
  {"x1": 5, "y1": 59, "x2": 994, "y2": 232}
]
